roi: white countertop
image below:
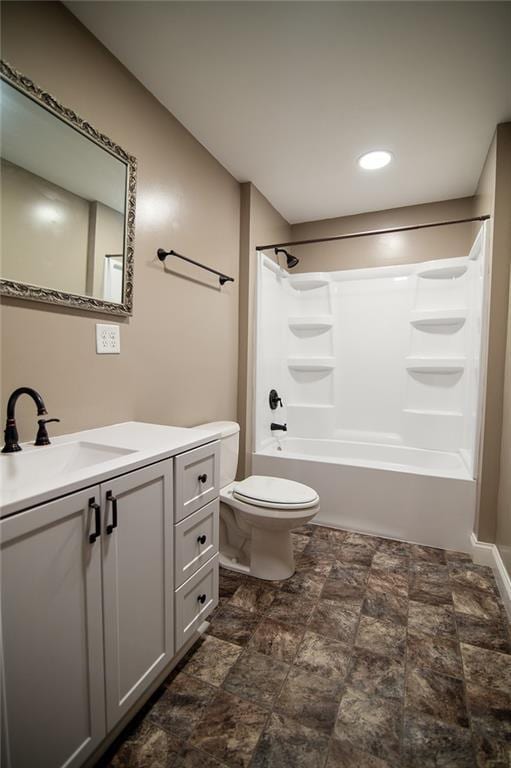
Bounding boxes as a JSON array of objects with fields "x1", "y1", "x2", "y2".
[{"x1": 0, "y1": 421, "x2": 221, "y2": 518}]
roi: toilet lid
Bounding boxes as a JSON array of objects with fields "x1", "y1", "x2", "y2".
[{"x1": 233, "y1": 475, "x2": 319, "y2": 509}]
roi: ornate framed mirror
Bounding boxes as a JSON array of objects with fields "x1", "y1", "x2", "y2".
[{"x1": 0, "y1": 60, "x2": 137, "y2": 315}]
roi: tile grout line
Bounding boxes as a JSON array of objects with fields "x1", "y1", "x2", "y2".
[
  {"x1": 312, "y1": 528, "x2": 361, "y2": 768},
  {"x1": 400, "y1": 551, "x2": 413, "y2": 767},
  {"x1": 246, "y1": 529, "x2": 335, "y2": 767},
  {"x1": 190, "y1": 598, "x2": 273, "y2": 768},
  {"x1": 448, "y1": 557, "x2": 488, "y2": 765},
  {"x1": 311, "y1": 528, "x2": 382, "y2": 767},
  {"x1": 214, "y1": 531, "x2": 332, "y2": 767},
  {"x1": 258, "y1": 527, "x2": 361, "y2": 767},
  {"x1": 271, "y1": 532, "x2": 338, "y2": 768},
  {"x1": 175, "y1": 576, "x2": 267, "y2": 767}
]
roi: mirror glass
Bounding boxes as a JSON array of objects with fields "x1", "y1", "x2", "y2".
[{"x1": 0, "y1": 77, "x2": 132, "y2": 310}]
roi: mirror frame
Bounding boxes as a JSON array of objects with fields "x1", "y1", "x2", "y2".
[{"x1": 0, "y1": 60, "x2": 137, "y2": 315}]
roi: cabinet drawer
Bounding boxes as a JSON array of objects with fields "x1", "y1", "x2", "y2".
[
  {"x1": 175, "y1": 499, "x2": 219, "y2": 588},
  {"x1": 175, "y1": 554, "x2": 218, "y2": 650},
  {"x1": 174, "y1": 441, "x2": 220, "y2": 522}
]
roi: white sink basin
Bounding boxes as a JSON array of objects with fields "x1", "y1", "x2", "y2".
[
  {"x1": 0, "y1": 421, "x2": 221, "y2": 518},
  {"x1": 1, "y1": 441, "x2": 136, "y2": 493}
]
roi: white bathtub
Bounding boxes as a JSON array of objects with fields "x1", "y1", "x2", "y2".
[{"x1": 252, "y1": 438, "x2": 476, "y2": 552}]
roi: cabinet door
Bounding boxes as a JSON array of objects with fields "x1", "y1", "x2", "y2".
[
  {"x1": 1, "y1": 488, "x2": 105, "y2": 768},
  {"x1": 101, "y1": 460, "x2": 173, "y2": 730}
]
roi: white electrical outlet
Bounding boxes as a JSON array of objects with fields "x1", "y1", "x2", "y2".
[{"x1": 96, "y1": 324, "x2": 120, "y2": 354}]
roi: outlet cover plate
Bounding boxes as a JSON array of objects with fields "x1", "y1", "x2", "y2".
[{"x1": 96, "y1": 324, "x2": 120, "y2": 354}]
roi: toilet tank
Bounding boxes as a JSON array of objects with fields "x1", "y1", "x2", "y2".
[{"x1": 194, "y1": 421, "x2": 240, "y2": 488}]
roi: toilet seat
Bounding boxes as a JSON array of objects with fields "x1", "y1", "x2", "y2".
[
  {"x1": 195, "y1": 421, "x2": 320, "y2": 581},
  {"x1": 232, "y1": 475, "x2": 319, "y2": 510}
]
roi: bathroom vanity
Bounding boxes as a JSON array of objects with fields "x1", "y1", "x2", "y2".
[{"x1": 0, "y1": 421, "x2": 221, "y2": 768}]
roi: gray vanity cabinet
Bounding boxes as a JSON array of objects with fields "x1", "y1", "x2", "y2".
[
  {"x1": 1, "y1": 459, "x2": 175, "y2": 768},
  {"x1": 1, "y1": 441, "x2": 219, "y2": 768},
  {"x1": 101, "y1": 460, "x2": 174, "y2": 730},
  {"x1": 0, "y1": 487, "x2": 106, "y2": 768}
]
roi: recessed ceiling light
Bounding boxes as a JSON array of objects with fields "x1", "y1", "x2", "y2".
[{"x1": 358, "y1": 150, "x2": 393, "y2": 170}]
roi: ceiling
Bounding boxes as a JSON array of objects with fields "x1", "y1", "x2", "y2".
[{"x1": 67, "y1": 1, "x2": 511, "y2": 224}]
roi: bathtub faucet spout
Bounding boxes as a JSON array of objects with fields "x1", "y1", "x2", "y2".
[{"x1": 270, "y1": 423, "x2": 287, "y2": 432}]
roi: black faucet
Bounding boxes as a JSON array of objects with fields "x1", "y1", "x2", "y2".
[
  {"x1": 270, "y1": 422, "x2": 287, "y2": 432},
  {"x1": 2, "y1": 388, "x2": 59, "y2": 453}
]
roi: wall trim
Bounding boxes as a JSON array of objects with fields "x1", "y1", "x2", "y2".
[{"x1": 470, "y1": 532, "x2": 511, "y2": 620}]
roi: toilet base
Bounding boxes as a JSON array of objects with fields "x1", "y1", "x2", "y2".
[
  {"x1": 219, "y1": 529, "x2": 295, "y2": 581},
  {"x1": 219, "y1": 553, "x2": 251, "y2": 576},
  {"x1": 250, "y1": 527, "x2": 295, "y2": 580},
  {"x1": 219, "y1": 489, "x2": 319, "y2": 582}
]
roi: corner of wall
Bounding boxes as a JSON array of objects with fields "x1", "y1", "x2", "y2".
[
  {"x1": 475, "y1": 122, "x2": 511, "y2": 545},
  {"x1": 236, "y1": 183, "x2": 291, "y2": 478}
]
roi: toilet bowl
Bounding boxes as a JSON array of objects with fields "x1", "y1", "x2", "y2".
[{"x1": 195, "y1": 421, "x2": 320, "y2": 581}]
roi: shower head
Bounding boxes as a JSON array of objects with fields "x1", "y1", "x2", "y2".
[{"x1": 274, "y1": 247, "x2": 299, "y2": 269}]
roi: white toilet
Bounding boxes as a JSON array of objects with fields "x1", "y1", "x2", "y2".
[{"x1": 195, "y1": 421, "x2": 320, "y2": 581}]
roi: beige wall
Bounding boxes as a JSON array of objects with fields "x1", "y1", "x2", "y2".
[
  {"x1": 288, "y1": 197, "x2": 476, "y2": 271},
  {"x1": 489, "y1": 125, "x2": 511, "y2": 574},
  {"x1": 474, "y1": 124, "x2": 511, "y2": 547},
  {"x1": 1, "y1": 158, "x2": 90, "y2": 294},
  {"x1": 497, "y1": 266, "x2": 511, "y2": 576},
  {"x1": 1, "y1": 1, "x2": 240, "y2": 441},
  {"x1": 237, "y1": 182, "x2": 291, "y2": 476}
]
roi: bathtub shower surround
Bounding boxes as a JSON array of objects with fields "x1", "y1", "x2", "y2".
[{"x1": 253, "y1": 225, "x2": 488, "y2": 551}]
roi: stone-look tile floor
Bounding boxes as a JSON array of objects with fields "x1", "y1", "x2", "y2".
[{"x1": 98, "y1": 525, "x2": 511, "y2": 768}]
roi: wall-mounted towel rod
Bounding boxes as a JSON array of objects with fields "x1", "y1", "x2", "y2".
[{"x1": 157, "y1": 248, "x2": 234, "y2": 286}]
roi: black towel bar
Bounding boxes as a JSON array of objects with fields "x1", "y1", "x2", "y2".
[{"x1": 157, "y1": 248, "x2": 234, "y2": 286}]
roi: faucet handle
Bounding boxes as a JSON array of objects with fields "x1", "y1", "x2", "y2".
[
  {"x1": 35, "y1": 418, "x2": 60, "y2": 446},
  {"x1": 269, "y1": 389, "x2": 284, "y2": 410}
]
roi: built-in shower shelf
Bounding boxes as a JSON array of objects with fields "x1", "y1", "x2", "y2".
[
  {"x1": 286, "y1": 274, "x2": 329, "y2": 291},
  {"x1": 417, "y1": 264, "x2": 468, "y2": 280},
  {"x1": 288, "y1": 316, "x2": 333, "y2": 331},
  {"x1": 410, "y1": 310, "x2": 466, "y2": 330},
  {"x1": 288, "y1": 357, "x2": 335, "y2": 371},
  {"x1": 287, "y1": 403, "x2": 335, "y2": 409},
  {"x1": 406, "y1": 356, "x2": 466, "y2": 374},
  {"x1": 403, "y1": 408, "x2": 463, "y2": 417}
]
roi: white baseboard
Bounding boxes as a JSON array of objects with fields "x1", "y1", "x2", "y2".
[{"x1": 470, "y1": 532, "x2": 511, "y2": 620}]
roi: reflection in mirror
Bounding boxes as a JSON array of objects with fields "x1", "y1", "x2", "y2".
[{"x1": 0, "y1": 64, "x2": 135, "y2": 314}]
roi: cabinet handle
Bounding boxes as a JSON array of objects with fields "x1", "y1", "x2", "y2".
[
  {"x1": 198, "y1": 473, "x2": 208, "y2": 484},
  {"x1": 106, "y1": 491, "x2": 118, "y2": 534},
  {"x1": 88, "y1": 498, "x2": 101, "y2": 544},
  {"x1": 197, "y1": 593, "x2": 207, "y2": 605},
  {"x1": 197, "y1": 534, "x2": 207, "y2": 545}
]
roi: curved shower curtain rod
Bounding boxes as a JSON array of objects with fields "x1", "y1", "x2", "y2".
[{"x1": 257, "y1": 214, "x2": 491, "y2": 251}]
